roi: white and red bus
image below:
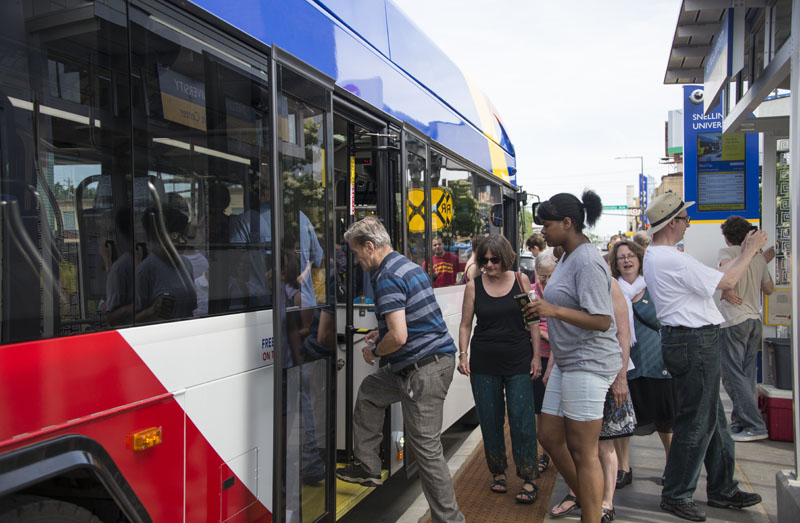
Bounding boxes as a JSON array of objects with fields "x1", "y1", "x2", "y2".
[{"x1": 0, "y1": 1, "x2": 521, "y2": 521}]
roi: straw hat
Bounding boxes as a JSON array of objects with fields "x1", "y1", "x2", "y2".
[{"x1": 646, "y1": 192, "x2": 695, "y2": 235}]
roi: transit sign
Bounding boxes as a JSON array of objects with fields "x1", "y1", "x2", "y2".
[{"x1": 603, "y1": 205, "x2": 628, "y2": 210}]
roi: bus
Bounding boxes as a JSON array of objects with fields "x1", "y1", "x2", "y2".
[{"x1": 0, "y1": 1, "x2": 521, "y2": 522}]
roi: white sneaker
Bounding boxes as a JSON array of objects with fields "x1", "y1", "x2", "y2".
[{"x1": 731, "y1": 430, "x2": 768, "y2": 442}]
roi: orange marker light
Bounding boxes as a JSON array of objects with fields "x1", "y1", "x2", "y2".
[{"x1": 126, "y1": 427, "x2": 162, "y2": 452}]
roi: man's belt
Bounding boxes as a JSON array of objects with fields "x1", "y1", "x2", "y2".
[
  {"x1": 663, "y1": 324, "x2": 718, "y2": 331},
  {"x1": 394, "y1": 353, "x2": 444, "y2": 377}
]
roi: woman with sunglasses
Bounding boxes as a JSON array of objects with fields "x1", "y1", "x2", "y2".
[
  {"x1": 524, "y1": 191, "x2": 622, "y2": 523},
  {"x1": 458, "y1": 234, "x2": 542, "y2": 504}
]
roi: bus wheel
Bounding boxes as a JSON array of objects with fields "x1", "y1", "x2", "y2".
[{"x1": 0, "y1": 496, "x2": 103, "y2": 523}]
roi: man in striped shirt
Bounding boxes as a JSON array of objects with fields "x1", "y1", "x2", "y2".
[{"x1": 337, "y1": 216, "x2": 464, "y2": 523}]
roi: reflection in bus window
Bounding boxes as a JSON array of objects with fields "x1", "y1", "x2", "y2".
[
  {"x1": 476, "y1": 181, "x2": 503, "y2": 237},
  {"x1": 0, "y1": 1, "x2": 132, "y2": 342},
  {"x1": 426, "y1": 151, "x2": 479, "y2": 287},
  {"x1": 130, "y1": 12, "x2": 272, "y2": 319},
  {"x1": 406, "y1": 135, "x2": 427, "y2": 269},
  {"x1": 277, "y1": 66, "x2": 332, "y2": 522}
]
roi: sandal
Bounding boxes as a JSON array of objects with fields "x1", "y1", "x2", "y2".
[
  {"x1": 601, "y1": 507, "x2": 616, "y2": 522},
  {"x1": 515, "y1": 482, "x2": 538, "y2": 504},
  {"x1": 537, "y1": 453, "x2": 550, "y2": 475},
  {"x1": 549, "y1": 493, "x2": 580, "y2": 518},
  {"x1": 489, "y1": 476, "x2": 507, "y2": 494}
]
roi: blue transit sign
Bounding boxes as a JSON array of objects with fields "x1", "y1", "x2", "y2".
[{"x1": 682, "y1": 86, "x2": 759, "y2": 221}]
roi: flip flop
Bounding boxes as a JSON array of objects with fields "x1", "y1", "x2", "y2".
[
  {"x1": 537, "y1": 453, "x2": 550, "y2": 475},
  {"x1": 550, "y1": 493, "x2": 580, "y2": 518},
  {"x1": 489, "y1": 476, "x2": 507, "y2": 493},
  {"x1": 515, "y1": 482, "x2": 538, "y2": 504}
]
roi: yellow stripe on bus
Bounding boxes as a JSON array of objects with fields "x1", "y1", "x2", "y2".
[{"x1": 463, "y1": 74, "x2": 509, "y2": 182}]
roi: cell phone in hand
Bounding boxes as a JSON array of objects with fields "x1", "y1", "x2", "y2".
[{"x1": 514, "y1": 292, "x2": 531, "y2": 310}]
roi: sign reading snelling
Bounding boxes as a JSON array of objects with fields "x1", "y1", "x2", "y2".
[{"x1": 157, "y1": 65, "x2": 207, "y2": 131}]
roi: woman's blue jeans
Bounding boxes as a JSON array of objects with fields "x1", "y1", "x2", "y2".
[
  {"x1": 470, "y1": 373, "x2": 538, "y2": 481},
  {"x1": 660, "y1": 325, "x2": 739, "y2": 503}
]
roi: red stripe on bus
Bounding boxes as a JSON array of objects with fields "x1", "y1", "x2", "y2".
[{"x1": 0, "y1": 331, "x2": 167, "y2": 442}]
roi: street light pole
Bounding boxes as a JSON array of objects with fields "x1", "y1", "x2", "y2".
[{"x1": 615, "y1": 155, "x2": 644, "y2": 178}]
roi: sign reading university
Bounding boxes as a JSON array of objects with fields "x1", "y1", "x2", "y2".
[
  {"x1": 157, "y1": 65, "x2": 207, "y2": 131},
  {"x1": 682, "y1": 85, "x2": 759, "y2": 221},
  {"x1": 407, "y1": 188, "x2": 454, "y2": 233}
]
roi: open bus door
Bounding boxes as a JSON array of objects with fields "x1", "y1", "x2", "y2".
[{"x1": 333, "y1": 102, "x2": 402, "y2": 510}]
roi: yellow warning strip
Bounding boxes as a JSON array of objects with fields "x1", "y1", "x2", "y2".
[
  {"x1": 335, "y1": 467, "x2": 390, "y2": 520},
  {"x1": 734, "y1": 459, "x2": 771, "y2": 522}
]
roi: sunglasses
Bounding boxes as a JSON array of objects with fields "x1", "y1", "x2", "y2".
[{"x1": 480, "y1": 256, "x2": 501, "y2": 265}]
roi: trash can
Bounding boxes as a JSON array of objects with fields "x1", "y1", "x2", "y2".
[{"x1": 765, "y1": 338, "x2": 793, "y2": 390}]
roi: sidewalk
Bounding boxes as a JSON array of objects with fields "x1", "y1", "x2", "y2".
[
  {"x1": 548, "y1": 392, "x2": 793, "y2": 522},
  {"x1": 400, "y1": 391, "x2": 794, "y2": 523}
]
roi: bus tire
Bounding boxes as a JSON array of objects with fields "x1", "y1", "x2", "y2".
[{"x1": 0, "y1": 496, "x2": 103, "y2": 523}]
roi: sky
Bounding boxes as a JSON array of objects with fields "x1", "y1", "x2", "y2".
[{"x1": 395, "y1": 0, "x2": 686, "y2": 237}]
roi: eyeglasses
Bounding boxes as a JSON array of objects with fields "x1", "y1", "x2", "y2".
[
  {"x1": 674, "y1": 215, "x2": 691, "y2": 224},
  {"x1": 480, "y1": 256, "x2": 501, "y2": 265},
  {"x1": 616, "y1": 254, "x2": 637, "y2": 262}
]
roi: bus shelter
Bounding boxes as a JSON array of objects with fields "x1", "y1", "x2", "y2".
[{"x1": 663, "y1": 0, "x2": 799, "y2": 518}]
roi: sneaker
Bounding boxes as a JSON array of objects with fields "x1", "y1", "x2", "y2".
[
  {"x1": 731, "y1": 430, "x2": 768, "y2": 442},
  {"x1": 336, "y1": 461, "x2": 382, "y2": 487},
  {"x1": 729, "y1": 425, "x2": 743, "y2": 434},
  {"x1": 660, "y1": 499, "x2": 707, "y2": 521},
  {"x1": 707, "y1": 490, "x2": 762, "y2": 509}
]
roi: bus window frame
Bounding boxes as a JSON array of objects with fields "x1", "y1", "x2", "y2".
[
  {"x1": 271, "y1": 47, "x2": 336, "y2": 523},
  {"x1": 402, "y1": 125, "x2": 432, "y2": 277}
]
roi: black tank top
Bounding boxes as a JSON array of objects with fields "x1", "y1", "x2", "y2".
[{"x1": 470, "y1": 274, "x2": 533, "y2": 375}]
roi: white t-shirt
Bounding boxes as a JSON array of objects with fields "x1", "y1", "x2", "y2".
[{"x1": 643, "y1": 245, "x2": 725, "y2": 328}]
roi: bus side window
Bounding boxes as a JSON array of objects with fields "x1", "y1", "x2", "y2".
[
  {"x1": 429, "y1": 151, "x2": 477, "y2": 288},
  {"x1": 405, "y1": 135, "x2": 428, "y2": 270},
  {"x1": 129, "y1": 11, "x2": 273, "y2": 322},
  {"x1": 0, "y1": 1, "x2": 132, "y2": 342}
]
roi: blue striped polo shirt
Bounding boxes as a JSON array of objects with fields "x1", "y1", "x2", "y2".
[{"x1": 371, "y1": 251, "x2": 456, "y2": 371}]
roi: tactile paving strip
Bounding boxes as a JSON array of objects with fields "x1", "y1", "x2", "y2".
[{"x1": 423, "y1": 419, "x2": 557, "y2": 522}]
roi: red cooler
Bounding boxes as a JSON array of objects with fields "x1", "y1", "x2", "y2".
[{"x1": 757, "y1": 384, "x2": 794, "y2": 442}]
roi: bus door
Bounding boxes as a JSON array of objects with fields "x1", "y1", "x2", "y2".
[
  {"x1": 332, "y1": 102, "x2": 402, "y2": 495},
  {"x1": 272, "y1": 53, "x2": 337, "y2": 523}
]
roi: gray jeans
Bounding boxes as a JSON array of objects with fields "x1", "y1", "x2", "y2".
[
  {"x1": 353, "y1": 354, "x2": 465, "y2": 523},
  {"x1": 720, "y1": 319, "x2": 767, "y2": 433}
]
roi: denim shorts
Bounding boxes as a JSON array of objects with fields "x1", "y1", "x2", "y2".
[{"x1": 541, "y1": 365, "x2": 615, "y2": 422}]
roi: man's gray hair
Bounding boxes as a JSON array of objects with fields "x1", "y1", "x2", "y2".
[
  {"x1": 344, "y1": 215, "x2": 392, "y2": 247},
  {"x1": 632, "y1": 230, "x2": 651, "y2": 248},
  {"x1": 535, "y1": 251, "x2": 557, "y2": 272}
]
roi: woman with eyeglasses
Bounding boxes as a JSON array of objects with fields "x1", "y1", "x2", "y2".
[
  {"x1": 523, "y1": 191, "x2": 621, "y2": 523},
  {"x1": 457, "y1": 234, "x2": 542, "y2": 504},
  {"x1": 609, "y1": 240, "x2": 676, "y2": 489}
]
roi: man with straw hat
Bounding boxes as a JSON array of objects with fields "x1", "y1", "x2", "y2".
[{"x1": 642, "y1": 192, "x2": 766, "y2": 522}]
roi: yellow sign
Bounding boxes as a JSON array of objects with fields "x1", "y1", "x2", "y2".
[
  {"x1": 407, "y1": 188, "x2": 426, "y2": 233},
  {"x1": 407, "y1": 188, "x2": 453, "y2": 233},
  {"x1": 431, "y1": 188, "x2": 453, "y2": 231}
]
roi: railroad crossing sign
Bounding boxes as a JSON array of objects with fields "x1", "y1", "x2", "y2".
[
  {"x1": 407, "y1": 188, "x2": 426, "y2": 233},
  {"x1": 407, "y1": 188, "x2": 454, "y2": 233},
  {"x1": 431, "y1": 188, "x2": 453, "y2": 231}
]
